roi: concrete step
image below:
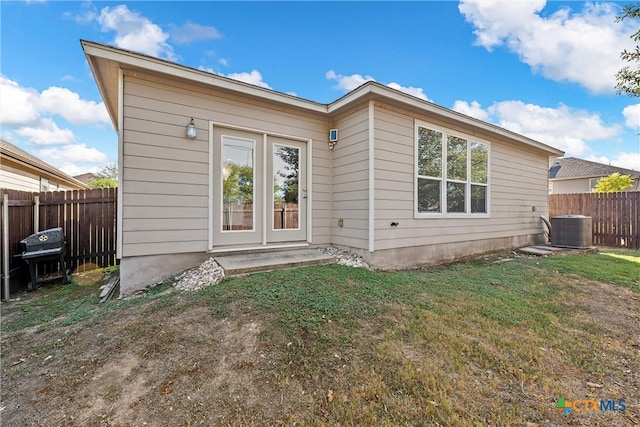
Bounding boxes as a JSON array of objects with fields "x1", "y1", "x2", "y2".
[{"x1": 215, "y1": 249, "x2": 335, "y2": 276}]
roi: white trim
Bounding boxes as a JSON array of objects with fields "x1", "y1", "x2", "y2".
[
  {"x1": 208, "y1": 121, "x2": 215, "y2": 250},
  {"x1": 220, "y1": 134, "x2": 257, "y2": 233},
  {"x1": 116, "y1": 69, "x2": 124, "y2": 259},
  {"x1": 368, "y1": 100, "x2": 375, "y2": 253},
  {"x1": 207, "y1": 242, "x2": 309, "y2": 254},
  {"x1": 211, "y1": 121, "x2": 310, "y2": 143},
  {"x1": 307, "y1": 137, "x2": 313, "y2": 244},
  {"x1": 209, "y1": 120, "x2": 313, "y2": 247},
  {"x1": 414, "y1": 119, "x2": 491, "y2": 219},
  {"x1": 262, "y1": 133, "x2": 268, "y2": 244}
]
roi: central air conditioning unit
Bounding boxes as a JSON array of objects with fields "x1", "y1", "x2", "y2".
[{"x1": 550, "y1": 215, "x2": 592, "y2": 248}]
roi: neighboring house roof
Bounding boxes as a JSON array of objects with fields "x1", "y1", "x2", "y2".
[
  {"x1": 0, "y1": 139, "x2": 88, "y2": 189},
  {"x1": 74, "y1": 172, "x2": 96, "y2": 185},
  {"x1": 81, "y1": 40, "x2": 564, "y2": 158},
  {"x1": 549, "y1": 157, "x2": 640, "y2": 180}
]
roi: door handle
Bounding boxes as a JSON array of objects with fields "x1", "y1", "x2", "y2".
[{"x1": 302, "y1": 189, "x2": 307, "y2": 199}]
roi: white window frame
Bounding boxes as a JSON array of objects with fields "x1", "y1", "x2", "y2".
[{"x1": 414, "y1": 120, "x2": 490, "y2": 218}]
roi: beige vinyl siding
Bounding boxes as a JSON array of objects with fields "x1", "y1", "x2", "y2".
[
  {"x1": 550, "y1": 178, "x2": 592, "y2": 194},
  {"x1": 373, "y1": 102, "x2": 550, "y2": 252},
  {"x1": 0, "y1": 162, "x2": 41, "y2": 191},
  {"x1": 330, "y1": 105, "x2": 371, "y2": 250},
  {"x1": 121, "y1": 71, "x2": 330, "y2": 257}
]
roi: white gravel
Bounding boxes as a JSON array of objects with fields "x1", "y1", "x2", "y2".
[
  {"x1": 172, "y1": 247, "x2": 369, "y2": 292},
  {"x1": 174, "y1": 257, "x2": 225, "y2": 292},
  {"x1": 317, "y1": 246, "x2": 370, "y2": 269}
]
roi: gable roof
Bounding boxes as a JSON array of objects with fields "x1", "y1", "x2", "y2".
[
  {"x1": 0, "y1": 139, "x2": 88, "y2": 189},
  {"x1": 81, "y1": 39, "x2": 564, "y2": 157},
  {"x1": 549, "y1": 157, "x2": 640, "y2": 180}
]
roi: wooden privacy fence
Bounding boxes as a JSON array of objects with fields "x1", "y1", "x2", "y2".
[
  {"x1": 1, "y1": 188, "x2": 117, "y2": 294},
  {"x1": 549, "y1": 192, "x2": 639, "y2": 249}
]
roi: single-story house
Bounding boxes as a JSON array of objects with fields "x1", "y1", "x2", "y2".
[
  {"x1": 0, "y1": 139, "x2": 88, "y2": 191},
  {"x1": 549, "y1": 157, "x2": 640, "y2": 194},
  {"x1": 82, "y1": 40, "x2": 564, "y2": 295}
]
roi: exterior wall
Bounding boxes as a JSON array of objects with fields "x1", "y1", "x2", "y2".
[
  {"x1": 330, "y1": 105, "x2": 371, "y2": 250},
  {"x1": 371, "y1": 102, "x2": 549, "y2": 265},
  {"x1": 0, "y1": 162, "x2": 41, "y2": 191},
  {"x1": 366, "y1": 235, "x2": 537, "y2": 270},
  {"x1": 120, "y1": 71, "x2": 330, "y2": 287},
  {"x1": 551, "y1": 178, "x2": 591, "y2": 194},
  {"x1": 551, "y1": 177, "x2": 639, "y2": 194},
  {"x1": 0, "y1": 159, "x2": 73, "y2": 191}
]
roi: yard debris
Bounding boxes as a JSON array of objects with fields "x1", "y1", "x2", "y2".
[
  {"x1": 174, "y1": 257, "x2": 225, "y2": 292},
  {"x1": 98, "y1": 276, "x2": 119, "y2": 304},
  {"x1": 587, "y1": 381, "x2": 603, "y2": 388}
]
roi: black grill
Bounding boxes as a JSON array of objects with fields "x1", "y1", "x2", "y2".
[{"x1": 20, "y1": 227, "x2": 70, "y2": 291}]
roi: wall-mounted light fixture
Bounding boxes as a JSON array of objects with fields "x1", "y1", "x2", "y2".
[
  {"x1": 186, "y1": 118, "x2": 197, "y2": 139},
  {"x1": 328, "y1": 128, "x2": 338, "y2": 150}
]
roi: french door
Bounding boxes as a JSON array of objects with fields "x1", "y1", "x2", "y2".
[{"x1": 211, "y1": 127, "x2": 307, "y2": 247}]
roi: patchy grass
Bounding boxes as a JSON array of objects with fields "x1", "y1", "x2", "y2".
[{"x1": 1, "y1": 249, "x2": 639, "y2": 426}]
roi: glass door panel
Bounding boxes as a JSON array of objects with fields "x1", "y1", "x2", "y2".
[
  {"x1": 273, "y1": 144, "x2": 300, "y2": 231},
  {"x1": 267, "y1": 137, "x2": 306, "y2": 243},
  {"x1": 222, "y1": 137, "x2": 255, "y2": 231}
]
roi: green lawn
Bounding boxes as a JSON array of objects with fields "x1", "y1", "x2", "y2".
[{"x1": 2, "y1": 249, "x2": 638, "y2": 426}]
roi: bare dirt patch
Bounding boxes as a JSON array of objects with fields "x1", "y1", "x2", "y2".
[{"x1": 1, "y1": 260, "x2": 639, "y2": 426}]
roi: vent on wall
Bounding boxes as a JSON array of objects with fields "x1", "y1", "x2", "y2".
[{"x1": 550, "y1": 215, "x2": 593, "y2": 248}]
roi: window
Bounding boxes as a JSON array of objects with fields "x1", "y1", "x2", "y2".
[
  {"x1": 416, "y1": 122, "x2": 489, "y2": 215},
  {"x1": 589, "y1": 177, "x2": 601, "y2": 191}
]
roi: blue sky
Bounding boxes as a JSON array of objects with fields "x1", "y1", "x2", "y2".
[{"x1": 1, "y1": 0, "x2": 639, "y2": 176}]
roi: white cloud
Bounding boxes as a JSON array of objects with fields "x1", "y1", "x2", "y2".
[
  {"x1": 97, "y1": 5, "x2": 176, "y2": 61},
  {"x1": 0, "y1": 76, "x2": 109, "y2": 143},
  {"x1": 386, "y1": 82, "x2": 431, "y2": 101},
  {"x1": 451, "y1": 98, "x2": 622, "y2": 156},
  {"x1": 452, "y1": 100, "x2": 490, "y2": 121},
  {"x1": 40, "y1": 87, "x2": 111, "y2": 126},
  {"x1": 459, "y1": 0, "x2": 636, "y2": 94},
  {"x1": 487, "y1": 100, "x2": 621, "y2": 155},
  {"x1": 0, "y1": 76, "x2": 41, "y2": 126},
  {"x1": 587, "y1": 152, "x2": 640, "y2": 171},
  {"x1": 219, "y1": 58, "x2": 229, "y2": 67},
  {"x1": 16, "y1": 118, "x2": 76, "y2": 145},
  {"x1": 38, "y1": 144, "x2": 108, "y2": 166},
  {"x1": 622, "y1": 104, "x2": 640, "y2": 129},
  {"x1": 169, "y1": 21, "x2": 222, "y2": 44},
  {"x1": 326, "y1": 70, "x2": 375, "y2": 91},
  {"x1": 326, "y1": 70, "x2": 431, "y2": 100},
  {"x1": 224, "y1": 70, "x2": 271, "y2": 89}
]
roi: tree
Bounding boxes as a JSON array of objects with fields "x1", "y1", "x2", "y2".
[
  {"x1": 593, "y1": 172, "x2": 634, "y2": 193},
  {"x1": 274, "y1": 146, "x2": 299, "y2": 203},
  {"x1": 222, "y1": 163, "x2": 254, "y2": 204},
  {"x1": 87, "y1": 163, "x2": 118, "y2": 188},
  {"x1": 615, "y1": 3, "x2": 640, "y2": 97}
]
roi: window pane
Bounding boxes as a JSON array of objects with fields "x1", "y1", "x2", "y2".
[
  {"x1": 417, "y1": 127, "x2": 442, "y2": 177},
  {"x1": 447, "y1": 136, "x2": 467, "y2": 181},
  {"x1": 222, "y1": 137, "x2": 254, "y2": 231},
  {"x1": 471, "y1": 185, "x2": 487, "y2": 213},
  {"x1": 418, "y1": 178, "x2": 441, "y2": 213},
  {"x1": 471, "y1": 143, "x2": 488, "y2": 184},
  {"x1": 446, "y1": 181, "x2": 466, "y2": 213},
  {"x1": 273, "y1": 145, "x2": 300, "y2": 230}
]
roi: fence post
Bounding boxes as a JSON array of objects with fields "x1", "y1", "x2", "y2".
[
  {"x1": 3, "y1": 194, "x2": 9, "y2": 301},
  {"x1": 33, "y1": 195, "x2": 39, "y2": 233}
]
